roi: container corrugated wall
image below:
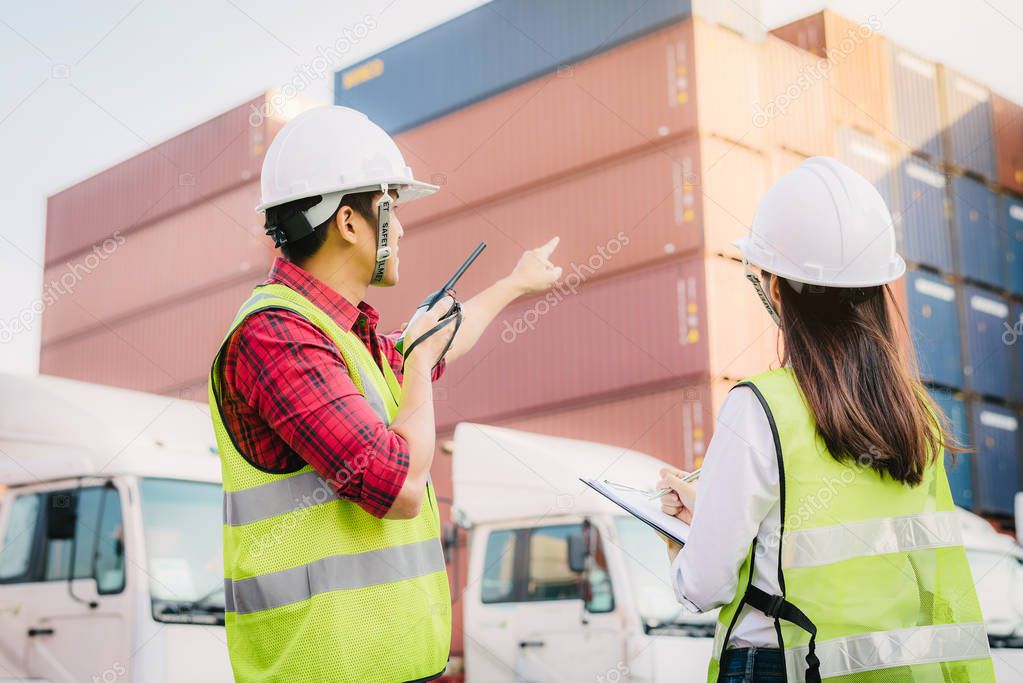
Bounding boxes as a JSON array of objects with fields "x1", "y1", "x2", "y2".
[
  {"x1": 1011, "y1": 301, "x2": 1023, "y2": 404},
  {"x1": 905, "y1": 271, "x2": 963, "y2": 388},
  {"x1": 939, "y1": 66, "x2": 996, "y2": 180},
  {"x1": 897, "y1": 157, "x2": 952, "y2": 272},
  {"x1": 927, "y1": 386, "x2": 973, "y2": 509},
  {"x1": 889, "y1": 46, "x2": 942, "y2": 160},
  {"x1": 40, "y1": 181, "x2": 268, "y2": 345},
  {"x1": 971, "y1": 401, "x2": 1020, "y2": 514},
  {"x1": 430, "y1": 256, "x2": 776, "y2": 430},
  {"x1": 45, "y1": 95, "x2": 276, "y2": 266},
  {"x1": 757, "y1": 35, "x2": 833, "y2": 157},
  {"x1": 769, "y1": 11, "x2": 892, "y2": 140},
  {"x1": 370, "y1": 135, "x2": 771, "y2": 329},
  {"x1": 335, "y1": 0, "x2": 698, "y2": 134},
  {"x1": 993, "y1": 93, "x2": 1023, "y2": 195},
  {"x1": 39, "y1": 277, "x2": 256, "y2": 395},
  {"x1": 393, "y1": 18, "x2": 761, "y2": 228},
  {"x1": 836, "y1": 127, "x2": 896, "y2": 207},
  {"x1": 494, "y1": 381, "x2": 734, "y2": 472},
  {"x1": 1002, "y1": 195, "x2": 1023, "y2": 296},
  {"x1": 963, "y1": 285, "x2": 1012, "y2": 400},
  {"x1": 951, "y1": 175, "x2": 1002, "y2": 287}
]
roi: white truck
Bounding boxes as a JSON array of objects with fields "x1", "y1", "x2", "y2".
[
  {"x1": 0, "y1": 374, "x2": 232, "y2": 683},
  {"x1": 0, "y1": 375, "x2": 1021, "y2": 682},
  {"x1": 452, "y1": 423, "x2": 1023, "y2": 682}
]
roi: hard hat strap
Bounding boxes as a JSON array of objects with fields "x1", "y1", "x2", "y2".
[
  {"x1": 743, "y1": 259, "x2": 781, "y2": 327},
  {"x1": 370, "y1": 184, "x2": 392, "y2": 285}
]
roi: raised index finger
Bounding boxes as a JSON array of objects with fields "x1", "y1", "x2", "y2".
[{"x1": 536, "y1": 236, "x2": 560, "y2": 259}]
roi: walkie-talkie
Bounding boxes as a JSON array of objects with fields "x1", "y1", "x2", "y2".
[{"x1": 395, "y1": 242, "x2": 487, "y2": 359}]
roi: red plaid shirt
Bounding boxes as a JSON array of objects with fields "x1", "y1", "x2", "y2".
[{"x1": 219, "y1": 257, "x2": 444, "y2": 518}]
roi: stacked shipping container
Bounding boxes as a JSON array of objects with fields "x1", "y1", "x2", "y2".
[
  {"x1": 39, "y1": 2, "x2": 1023, "y2": 668},
  {"x1": 773, "y1": 10, "x2": 1023, "y2": 516},
  {"x1": 40, "y1": 94, "x2": 283, "y2": 399}
]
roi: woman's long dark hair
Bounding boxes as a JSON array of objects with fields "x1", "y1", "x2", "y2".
[{"x1": 767, "y1": 272, "x2": 962, "y2": 486}]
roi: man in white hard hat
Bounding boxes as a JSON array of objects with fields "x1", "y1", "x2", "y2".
[{"x1": 208, "y1": 106, "x2": 562, "y2": 682}]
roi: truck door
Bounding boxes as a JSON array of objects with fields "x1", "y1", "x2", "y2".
[
  {"x1": 0, "y1": 480, "x2": 132, "y2": 682},
  {"x1": 467, "y1": 521, "x2": 625, "y2": 682}
]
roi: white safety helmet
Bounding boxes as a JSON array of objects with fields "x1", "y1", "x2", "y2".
[
  {"x1": 732, "y1": 156, "x2": 906, "y2": 323},
  {"x1": 257, "y1": 106, "x2": 438, "y2": 284}
]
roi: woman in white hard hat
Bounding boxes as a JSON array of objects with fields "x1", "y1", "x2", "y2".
[{"x1": 656, "y1": 157, "x2": 994, "y2": 682}]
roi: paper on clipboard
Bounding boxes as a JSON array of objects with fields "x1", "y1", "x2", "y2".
[{"x1": 580, "y1": 478, "x2": 690, "y2": 546}]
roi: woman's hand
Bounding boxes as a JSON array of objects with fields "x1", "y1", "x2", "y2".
[{"x1": 657, "y1": 467, "x2": 697, "y2": 525}]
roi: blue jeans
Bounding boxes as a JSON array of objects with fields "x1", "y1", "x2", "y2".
[{"x1": 720, "y1": 646, "x2": 785, "y2": 683}]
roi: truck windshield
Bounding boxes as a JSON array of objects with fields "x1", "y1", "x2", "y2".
[
  {"x1": 139, "y1": 478, "x2": 224, "y2": 625},
  {"x1": 613, "y1": 516, "x2": 716, "y2": 633}
]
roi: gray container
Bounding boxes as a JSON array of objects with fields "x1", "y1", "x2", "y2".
[
  {"x1": 889, "y1": 46, "x2": 942, "y2": 160},
  {"x1": 906, "y1": 271, "x2": 963, "y2": 389},
  {"x1": 951, "y1": 175, "x2": 1002, "y2": 288},
  {"x1": 939, "y1": 66, "x2": 996, "y2": 179},
  {"x1": 897, "y1": 158, "x2": 952, "y2": 272}
]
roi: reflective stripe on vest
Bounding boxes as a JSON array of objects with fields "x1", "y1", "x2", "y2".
[
  {"x1": 782, "y1": 622, "x2": 990, "y2": 683},
  {"x1": 223, "y1": 470, "x2": 337, "y2": 527},
  {"x1": 782, "y1": 510, "x2": 962, "y2": 569},
  {"x1": 224, "y1": 538, "x2": 445, "y2": 614}
]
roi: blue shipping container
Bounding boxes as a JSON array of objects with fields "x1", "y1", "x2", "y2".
[
  {"x1": 889, "y1": 46, "x2": 942, "y2": 161},
  {"x1": 927, "y1": 387, "x2": 973, "y2": 508},
  {"x1": 897, "y1": 158, "x2": 952, "y2": 272},
  {"x1": 952, "y1": 175, "x2": 1002, "y2": 288},
  {"x1": 963, "y1": 285, "x2": 1012, "y2": 399},
  {"x1": 940, "y1": 67, "x2": 996, "y2": 180},
  {"x1": 1013, "y1": 302, "x2": 1023, "y2": 404},
  {"x1": 335, "y1": 0, "x2": 695, "y2": 133},
  {"x1": 971, "y1": 401, "x2": 1020, "y2": 514},
  {"x1": 1004, "y1": 196, "x2": 1023, "y2": 296},
  {"x1": 907, "y1": 271, "x2": 963, "y2": 388}
]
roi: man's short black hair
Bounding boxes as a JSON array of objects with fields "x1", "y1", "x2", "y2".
[{"x1": 266, "y1": 190, "x2": 379, "y2": 264}]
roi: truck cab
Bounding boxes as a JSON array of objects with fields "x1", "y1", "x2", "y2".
[
  {"x1": 0, "y1": 374, "x2": 232, "y2": 683},
  {"x1": 453, "y1": 423, "x2": 1023, "y2": 682}
]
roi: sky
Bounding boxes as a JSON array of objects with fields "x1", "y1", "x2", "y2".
[{"x1": 0, "y1": 0, "x2": 1017, "y2": 375}]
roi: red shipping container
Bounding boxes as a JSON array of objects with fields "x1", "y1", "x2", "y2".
[
  {"x1": 993, "y1": 93, "x2": 1023, "y2": 195},
  {"x1": 40, "y1": 181, "x2": 270, "y2": 345},
  {"x1": 393, "y1": 17, "x2": 763, "y2": 227},
  {"x1": 430, "y1": 255, "x2": 780, "y2": 431},
  {"x1": 770, "y1": 11, "x2": 891, "y2": 142},
  {"x1": 39, "y1": 277, "x2": 258, "y2": 396},
  {"x1": 370, "y1": 135, "x2": 770, "y2": 331},
  {"x1": 45, "y1": 94, "x2": 280, "y2": 266}
]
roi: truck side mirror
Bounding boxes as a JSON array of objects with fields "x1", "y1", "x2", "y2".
[
  {"x1": 567, "y1": 530, "x2": 588, "y2": 574},
  {"x1": 46, "y1": 492, "x2": 77, "y2": 541}
]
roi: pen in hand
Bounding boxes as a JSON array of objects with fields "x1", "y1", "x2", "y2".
[{"x1": 648, "y1": 468, "x2": 702, "y2": 500}]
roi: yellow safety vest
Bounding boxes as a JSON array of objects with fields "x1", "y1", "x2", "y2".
[
  {"x1": 209, "y1": 283, "x2": 451, "y2": 683},
  {"x1": 709, "y1": 368, "x2": 995, "y2": 682}
]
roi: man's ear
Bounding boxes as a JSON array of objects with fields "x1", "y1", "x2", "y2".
[{"x1": 334, "y1": 205, "x2": 359, "y2": 245}]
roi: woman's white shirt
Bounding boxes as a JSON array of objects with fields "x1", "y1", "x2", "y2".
[{"x1": 670, "y1": 385, "x2": 782, "y2": 648}]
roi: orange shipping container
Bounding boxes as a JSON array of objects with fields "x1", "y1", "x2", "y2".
[
  {"x1": 394, "y1": 17, "x2": 764, "y2": 228},
  {"x1": 769, "y1": 10, "x2": 891, "y2": 142},
  {"x1": 757, "y1": 34, "x2": 834, "y2": 157},
  {"x1": 40, "y1": 181, "x2": 271, "y2": 345},
  {"x1": 45, "y1": 94, "x2": 281, "y2": 266},
  {"x1": 372, "y1": 134, "x2": 770, "y2": 328},
  {"x1": 993, "y1": 93, "x2": 1023, "y2": 195}
]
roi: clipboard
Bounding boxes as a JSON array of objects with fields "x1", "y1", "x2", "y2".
[{"x1": 580, "y1": 478, "x2": 690, "y2": 546}]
